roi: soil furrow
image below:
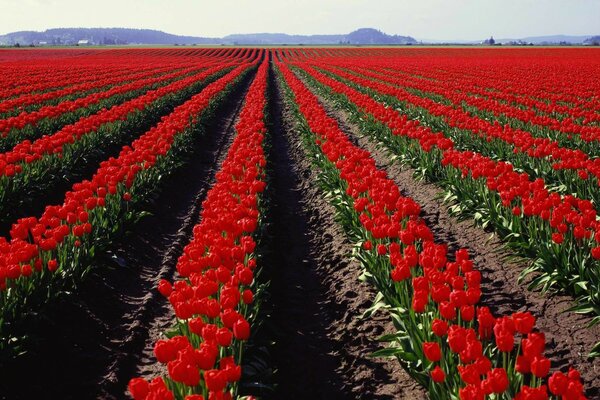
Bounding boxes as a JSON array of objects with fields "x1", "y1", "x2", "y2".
[
  {"x1": 0, "y1": 70, "x2": 256, "y2": 400},
  {"x1": 306, "y1": 81, "x2": 600, "y2": 396},
  {"x1": 263, "y1": 64, "x2": 426, "y2": 399}
]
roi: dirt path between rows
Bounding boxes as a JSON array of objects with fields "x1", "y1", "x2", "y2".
[
  {"x1": 0, "y1": 70, "x2": 256, "y2": 400},
  {"x1": 260, "y1": 65, "x2": 426, "y2": 399},
  {"x1": 305, "y1": 80, "x2": 600, "y2": 396}
]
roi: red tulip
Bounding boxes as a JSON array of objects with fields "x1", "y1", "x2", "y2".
[
  {"x1": 530, "y1": 356, "x2": 551, "y2": 378},
  {"x1": 47, "y1": 259, "x2": 58, "y2": 272},
  {"x1": 204, "y1": 369, "x2": 228, "y2": 392},
  {"x1": 157, "y1": 279, "x2": 172, "y2": 297},
  {"x1": 487, "y1": 368, "x2": 509, "y2": 393},
  {"x1": 431, "y1": 319, "x2": 448, "y2": 337},
  {"x1": 430, "y1": 365, "x2": 445, "y2": 383},
  {"x1": 128, "y1": 378, "x2": 149, "y2": 400},
  {"x1": 548, "y1": 371, "x2": 568, "y2": 395},
  {"x1": 423, "y1": 342, "x2": 441, "y2": 362},
  {"x1": 233, "y1": 318, "x2": 250, "y2": 340}
]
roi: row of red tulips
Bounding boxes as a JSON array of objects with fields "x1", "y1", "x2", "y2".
[
  {"x1": 0, "y1": 62, "x2": 225, "y2": 178},
  {"x1": 0, "y1": 62, "x2": 236, "y2": 223},
  {"x1": 347, "y1": 61, "x2": 600, "y2": 127},
  {"x1": 313, "y1": 62, "x2": 600, "y2": 229},
  {"x1": 0, "y1": 62, "x2": 193, "y2": 117},
  {"x1": 320, "y1": 63, "x2": 600, "y2": 176},
  {"x1": 274, "y1": 58, "x2": 588, "y2": 399},
  {"x1": 0, "y1": 58, "x2": 257, "y2": 350},
  {"x1": 291, "y1": 62, "x2": 600, "y2": 333},
  {"x1": 128, "y1": 58, "x2": 269, "y2": 400},
  {"x1": 0, "y1": 62, "x2": 214, "y2": 138},
  {"x1": 300, "y1": 62, "x2": 600, "y2": 246},
  {"x1": 0, "y1": 49, "x2": 238, "y2": 100},
  {"x1": 0, "y1": 59, "x2": 135, "y2": 98},
  {"x1": 289, "y1": 48, "x2": 600, "y2": 122},
  {"x1": 345, "y1": 64, "x2": 600, "y2": 156},
  {"x1": 367, "y1": 59, "x2": 600, "y2": 124}
]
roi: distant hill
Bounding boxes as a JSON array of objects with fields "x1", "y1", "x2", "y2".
[
  {"x1": 498, "y1": 35, "x2": 593, "y2": 44},
  {"x1": 3, "y1": 27, "x2": 593, "y2": 47},
  {"x1": 0, "y1": 27, "x2": 416, "y2": 46},
  {"x1": 418, "y1": 34, "x2": 598, "y2": 45},
  {"x1": 224, "y1": 29, "x2": 416, "y2": 45},
  {"x1": 0, "y1": 28, "x2": 219, "y2": 45},
  {"x1": 584, "y1": 36, "x2": 600, "y2": 45}
]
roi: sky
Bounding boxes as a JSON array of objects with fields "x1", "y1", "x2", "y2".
[{"x1": 1, "y1": 0, "x2": 599, "y2": 40}]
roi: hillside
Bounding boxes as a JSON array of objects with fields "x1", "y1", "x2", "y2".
[
  {"x1": 223, "y1": 29, "x2": 416, "y2": 45},
  {"x1": 0, "y1": 27, "x2": 416, "y2": 46},
  {"x1": 0, "y1": 28, "x2": 218, "y2": 45}
]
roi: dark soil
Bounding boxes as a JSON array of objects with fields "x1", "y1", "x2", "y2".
[
  {"x1": 0, "y1": 70, "x2": 256, "y2": 400},
  {"x1": 307, "y1": 83, "x2": 600, "y2": 397},
  {"x1": 262, "y1": 65, "x2": 426, "y2": 399}
]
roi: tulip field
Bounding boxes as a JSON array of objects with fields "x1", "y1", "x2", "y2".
[{"x1": 0, "y1": 47, "x2": 599, "y2": 400}]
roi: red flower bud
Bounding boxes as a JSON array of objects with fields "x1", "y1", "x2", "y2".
[
  {"x1": 552, "y1": 233, "x2": 564, "y2": 244},
  {"x1": 47, "y1": 259, "x2": 59, "y2": 272},
  {"x1": 128, "y1": 378, "x2": 149, "y2": 400},
  {"x1": 513, "y1": 311, "x2": 535, "y2": 334},
  {"x1": 423, "y1": 342, "x2": 441, "y2": 362},
  {"x1": 233, "y1": 318, "x2": 250, "y2": 340},
  {"x1": 154, "y1": 340, "x2": 177, "y2": 363},
  {"x1": 432, "y1": 319, "x2": 448, "y2": 337},
  {"x1": 530, "y1": 356, "x2": 551, "y2": 378},
  {"x1": 204, "y1": 369, "x2": 227, "y2": 392},
  {"x1": 216, "y1": 327, "x2": 233, "y2": 347},
  {"x1": 488, "y1": 368, "x2": 509, "y2": 393},
  {"x1": 431, "y1": 366, "x2": 445, "y2": 383},
  {"x1": 242, "y1": 289, "x2": 254, "y2": 304},
  {"x1": 157, "y1": 279, "x2": 172, "y2": 297},
  {"x1": 548, "y1": 371, "x2": 568, "y2": 395}
]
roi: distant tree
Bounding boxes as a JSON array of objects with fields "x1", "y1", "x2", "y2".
[{"x1": 14, "y1": 42, "x2": 20, "y2": 48}]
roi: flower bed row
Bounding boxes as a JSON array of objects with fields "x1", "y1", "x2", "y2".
[
  {"x1": 0, "y1": 60, "x2": 135, "y2": 99},
  {"x1": 290, "y1": 62, "x2": 600, "y2": 340},
  {"x1": 310, "y1": 62, "x2": 600, "y2": 245},
  {"x1": 353, "y1": 60, "x2": 600, "y2": 127},
  {"x1": 128, "y1": 58, "x2": 269, "y2": 400},
  {"x1": 341, "y1": 63, "x2": 600, "y2": 160},
  {"x1": 300, "y1": 49, "x2": 600, "y2": 121},
  {"x1": 0, "y1": 63, "x2": 234, "y2": 222},
  {"x1": 0, "y1": 62, "x2": 183, "y2": 117},
  {"x1": 365, "y1": 59, "x2": 600, "y2": 124},
  {"x1": 0, "y1": 49, "x2": 236, "y2": 100},
  {"x1": 317, "y1": 63, "x2": 600, "y2": 188},
  {"x1": 0, "y1": 62, "x2": 215, "y2": 148},
  {"x1": 274, "y1": 58, "x2": 588, "y2": 399},
  {"x1": 0, "y1": 59, "x2": 257, "y2": 351}
]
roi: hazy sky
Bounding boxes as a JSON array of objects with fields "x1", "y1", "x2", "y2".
[{"x1": 1, "y1": 0, "x2": 599, "y2": 40}]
